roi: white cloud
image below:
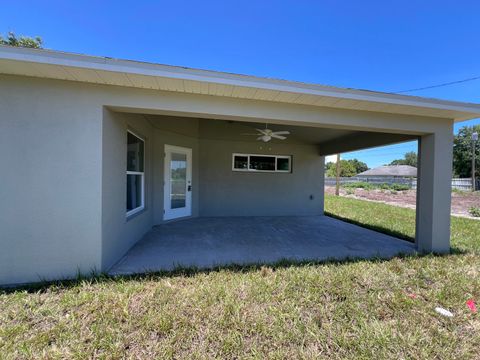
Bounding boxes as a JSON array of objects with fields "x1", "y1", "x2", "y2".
[{"x1": 325, "y1": 155, "x2": 337, "y2": 163}]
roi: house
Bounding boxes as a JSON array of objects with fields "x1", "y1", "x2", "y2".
[
  {"x1": 2, "y1": 45, "x2": 480, "y2": 286},
  {"x1": 357, "y1": 165, "x2": 417, "y2": 178}
]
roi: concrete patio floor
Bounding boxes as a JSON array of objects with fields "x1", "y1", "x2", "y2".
[{"x1": 109, "y1": 216, "x2": 416, "y2": 275}]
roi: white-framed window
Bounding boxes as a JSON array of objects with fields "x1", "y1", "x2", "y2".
[
  {"x1": 232, "y1": 153, "x2": 292, "y2": 173},
  {"x1": 126, "y1": 130, "x2": 145, "y2": 217}
]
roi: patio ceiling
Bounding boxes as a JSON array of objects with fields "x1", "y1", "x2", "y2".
[
  {"x1": 143, "y1": 114, "x2": 417, "y2": 152},
  {"x1": 2, "y1": 45, "x2": 480, "y2": 121}
]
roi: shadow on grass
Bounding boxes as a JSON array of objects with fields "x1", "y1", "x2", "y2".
[
  {"x1": 325, "y1": 211, "x2": 415, "y2": 242},
  {"x1": 324, "y1": 212, "x2": 466, "y2": 256},
  {"x1": 1, "y1": 249, "x2": 464, "y2": 294}
]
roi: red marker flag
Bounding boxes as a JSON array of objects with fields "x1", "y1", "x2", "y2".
[{"x1": 466, "y1": 299, "x2": 477, "y2": 313}]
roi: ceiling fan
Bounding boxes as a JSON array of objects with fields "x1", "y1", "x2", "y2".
[{"x1": 242, "y1": 124, "x2": 290, "y2": 142}]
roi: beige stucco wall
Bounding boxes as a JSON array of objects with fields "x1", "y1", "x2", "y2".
[
  {"x1": 0, "y1": 76, "x2": 103, "y2": 285},
  {"x1": 0, "y1": 74, "x2": 454, "y2": 285},
  {"x1": 101, "y1": 111, "x2": 155, "y2": 270},
  {"x1": 199, "y1": 139, "x2": 324, "y2": 216},
  {"x1": 150, "y1": 116, "x2": 325, "y2": 218}
]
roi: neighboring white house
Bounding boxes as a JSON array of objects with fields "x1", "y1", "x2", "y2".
[
  {"x1": 2, "y1": 45, "x2": 480, "y2": 285},
  {"x1": 357, "y1": 165, "x2": 417, "y2": 178}
]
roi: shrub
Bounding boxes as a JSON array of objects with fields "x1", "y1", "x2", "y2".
[
  {"x1": 469, "y1": 207, "x2": 480, "y2": 217},
  {"x1": 345, "y1": 188, "x2": 355, "y2": 195},
  {"x1": 342, "y1": 182, "x2": 374, "y2": 190},
  {"x1": 341, "y1": 182, "x2": 410, "y2": 191},
  {"x1": 391, "y1": 183, "x2": 410, "y2": 191},
  {"x1": 452, "y1": 188, "x2": 469, "y2": 195}
]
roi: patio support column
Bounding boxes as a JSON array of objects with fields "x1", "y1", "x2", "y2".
[{"x1": 415, "y1": 124, "x2": 453, "y2": 253}]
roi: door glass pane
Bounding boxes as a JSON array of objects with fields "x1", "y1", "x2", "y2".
[
  {"x1": 127, "y1": 174, "x2": 143, "y2": 211},
  {"x1": 170, "y1": 152, "x2": 187, "y2": 209},
  {"x1": 127, "y1": 132, "x2": 144, "y2": 172},
  {"x1": 249, "y1": 156, "x2": 275, "y2": 171}
]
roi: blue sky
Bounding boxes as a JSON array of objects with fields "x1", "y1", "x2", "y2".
[{"x1": 2, "y1": 1, "x2": 479, "y2": 167}]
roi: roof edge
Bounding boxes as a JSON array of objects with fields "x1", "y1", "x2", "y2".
[{"x1": 1, "y1": 45, "x2": 480, "y2": 121}]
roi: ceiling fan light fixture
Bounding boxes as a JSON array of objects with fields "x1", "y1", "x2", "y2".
[{"x1": 242, "y1": 124, "x2": 290, "y2": 142}]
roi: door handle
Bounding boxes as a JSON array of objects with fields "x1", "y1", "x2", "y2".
[{"x1": 187, "y1": 185, "x2": 192, "y2": 192}]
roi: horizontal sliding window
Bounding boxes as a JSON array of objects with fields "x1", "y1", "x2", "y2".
[
  {"x1": 232, "y1": 153, "x2": 291, "y2": 173},
  {"x1": 250, "y1": 156, "x2": 276, "y2": 171}
]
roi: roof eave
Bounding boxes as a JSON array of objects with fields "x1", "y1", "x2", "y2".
[{"x1": 1, "y1": 45, "x2": 480, "y2": 122}]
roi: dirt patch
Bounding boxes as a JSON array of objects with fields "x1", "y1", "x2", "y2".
[{"x1": 325, "y1": 186, "x2": 480, "y2": 219}]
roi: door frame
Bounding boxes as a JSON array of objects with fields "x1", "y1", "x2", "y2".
[{"x1": 163, "y1": 144, "x2": 192, "y2": 220}]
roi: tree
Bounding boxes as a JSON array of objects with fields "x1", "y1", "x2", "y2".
[
  {"x1": 349, "y1": 159, "x2": 369, "y2": 174},
  {"x1": 325, "y1": 159, "x2": 368, "y2": 177},
  {"x1": 453, "y1": 125, "x2": 480, "y2": 178},
  {"x1": 389, "y1": 151, "x2": 417, "y2": 167},
  {"x1": 0, "y1": 32, "x2": 42, "y2": 48}
]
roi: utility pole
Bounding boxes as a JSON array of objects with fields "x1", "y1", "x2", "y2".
[
  {"x1": 335, "y1": 153, "x2": 340, "y2": 196},
  {"x1": 472, "y1": 132, "x2": 478, "y2": 191}
]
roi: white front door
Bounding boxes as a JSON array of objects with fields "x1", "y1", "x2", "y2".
[{"x1": 164, "y1": 145, "x2": 192, "y2": 220}]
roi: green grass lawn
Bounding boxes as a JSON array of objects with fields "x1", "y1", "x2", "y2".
[{"x1": 1, "y1": 195, "x2": 479, "y2": 359}]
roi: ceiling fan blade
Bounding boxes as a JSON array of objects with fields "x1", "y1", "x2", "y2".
[
  {"x1": 241, "y1": 133, "x2": 261, "y2": 135},
  {"x1": 257, "y1": 136, "x2": 265, "y2": 141},
  {"x1": 270, "y1": 134, "x2": 286, "y2": 140},
  {"x1": 271, "y1": 131, "x2": 290, "y2": 135},
  {"x1": 256, "y1": 128, "x2": 269, "y2": 135}
]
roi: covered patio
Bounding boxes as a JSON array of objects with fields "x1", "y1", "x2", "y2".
[
  {"x1": 109, "y1": 216, "x2": 416, "y2": 275},
  {"x1": 3, "y1": 46, "x2": 480, "y2": 285}
]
